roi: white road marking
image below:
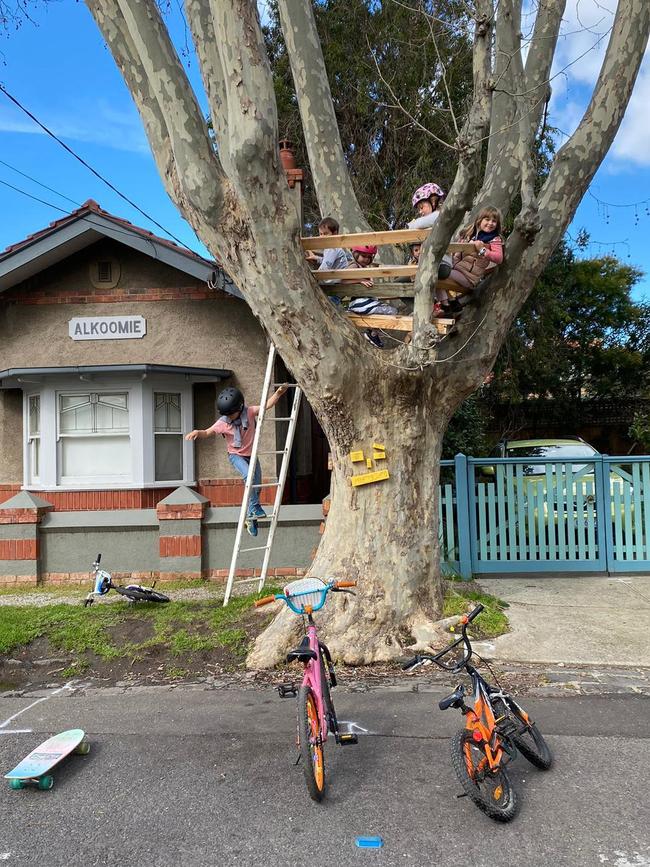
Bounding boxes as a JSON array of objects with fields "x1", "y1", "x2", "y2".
[
  {"x1": 0, "y1": 681, "x2": 76, "y2": 730},
  {"x1": 0, "y1": 729, "x2": 33, "y2": 735},
  {"x1": 338, "y1": 720, "x2": 374, "y2": 735}
]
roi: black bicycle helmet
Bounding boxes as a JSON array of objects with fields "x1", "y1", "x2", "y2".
[{"x1": 217, "y1": 386, "x2": 244, "y2": 415}]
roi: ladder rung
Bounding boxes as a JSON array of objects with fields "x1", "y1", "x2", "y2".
[
  {"x1": 271, "y1": 417, "x2": 294, "y2": 421},
  {"x1": 239, "y1": 544, "x2": 272, "y2": 553},
  {"x1": 272, "y1": 383, "x2": 299, "y2": 388},
  {"x1": 257, "y1": 449, "x2": 286, "y2": 455},
  {"x1": 251, "y1": 482, "x2": 278, "y2": 489},
  {"x1": 256, "y1": 513, "x2": 276, "y2": 521}
]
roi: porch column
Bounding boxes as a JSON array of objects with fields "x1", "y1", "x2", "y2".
[
  {"x1": 0, "y1": 492, "x2": 54, "y2": 586},
  {"x1": 156, "y1": 486, "x2": 209, "y2": 579}
]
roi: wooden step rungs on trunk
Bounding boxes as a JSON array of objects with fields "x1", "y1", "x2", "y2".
[{"x1": 323, "y1": 278, "x2": 463, "y2": 298}]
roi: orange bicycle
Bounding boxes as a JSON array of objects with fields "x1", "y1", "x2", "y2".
[{"x1": 403, "y1": 604, "x2": 552, "y2": 822}]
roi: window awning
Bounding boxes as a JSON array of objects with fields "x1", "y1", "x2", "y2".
[{"x1": 0, "y1": 364, "x2": 232, "y2": 388}]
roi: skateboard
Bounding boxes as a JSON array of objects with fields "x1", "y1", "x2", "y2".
[{"x1": 5, "y1": 729, "x2": 90, "y2": 790}]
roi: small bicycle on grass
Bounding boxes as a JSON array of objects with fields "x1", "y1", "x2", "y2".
[
  {"x1": 255, "y1": 577, "x2": 358, "y2": 802},
  {"x1": 403, "y1": 603, "x2": 552, "y2": 822},
  {"x1": 83, "y1": 554, "x2": 170, "y2": 607}
]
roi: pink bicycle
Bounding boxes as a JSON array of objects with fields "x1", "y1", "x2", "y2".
[{"x1": 255, "y1": 577, "x2": 358, "y2": 801}]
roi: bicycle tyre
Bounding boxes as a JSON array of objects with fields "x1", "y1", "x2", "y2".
[
  {"x1": 492, "y1": 697, "x2": 552, "y2": 770},
  {"x1": 450, "y1": 729, "x2": 519, "y2": 822},
  {"x1": 298, "y1": 684, "x2": 326, "y2": 802},
  {"x1": 119, "y1": 586, "x2": 170, "y2": 604}
]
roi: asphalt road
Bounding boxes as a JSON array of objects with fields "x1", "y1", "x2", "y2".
[{"x1": 0, "y1": 683, "x2": 648, "y2": 867}]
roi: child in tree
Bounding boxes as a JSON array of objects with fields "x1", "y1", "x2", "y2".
[
  {"x1": 402, "y1": 239, "x2": 453, "y2": 319},
  {"x1": 305, "y1": 216, "x2": 351, "y2": 304},
  {"x1": 185, "y1": 384, "x2": 287, "y2": 536},
  {"x1": 346, "y1": 245, "x2": 398, "y2": 348},
  {"x1": 407, "y1": 182, "x2": 445, "y2": 229},
  {"x1": 446, "y1": 206, "x2": 504, "y2": 306}
]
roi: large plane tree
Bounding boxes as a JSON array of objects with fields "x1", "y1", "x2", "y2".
[{"x1": 84, "y1": 0, "x2": 649, "y2": 665}]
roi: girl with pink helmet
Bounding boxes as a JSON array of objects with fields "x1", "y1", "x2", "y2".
[{"x1": 407, "y1": 182, "x2": 445, "y2": 229}]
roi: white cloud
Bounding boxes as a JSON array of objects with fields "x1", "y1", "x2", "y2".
[
  {"x1": 0, "y1": 98, "x2": 148, "y2": 155},
  {"x1": 541, "y1": 0, "x2": 650, "y2": 168}
]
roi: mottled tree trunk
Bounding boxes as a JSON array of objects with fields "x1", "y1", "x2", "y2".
[{"x1": 249, "y1": 381, "x2": 451, "y2": 667}]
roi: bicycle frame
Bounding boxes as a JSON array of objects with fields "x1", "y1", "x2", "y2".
[
  {"x1": 304, "y1": 619, "x2": 327, "y2": 739},
  {"x1": 462, "y1": 665, "x2": 505, "y2": 771}
]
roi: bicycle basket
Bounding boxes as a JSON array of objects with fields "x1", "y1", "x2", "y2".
[{"x1": 283, "y1": 577, "x2": 329, "y2": 614}]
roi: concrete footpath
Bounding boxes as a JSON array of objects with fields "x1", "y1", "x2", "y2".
[{"x1": 475, "y1": 575, "x2": 650, "y2": 667}]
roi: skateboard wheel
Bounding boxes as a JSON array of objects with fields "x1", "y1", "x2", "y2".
[
  {"x1": 9, "y1": 779, "x2": 25, "y2": 790},
  {"x1": 75, "y1": 739, "x2": 91, "y2": 755},
  {"x1": 37, "y1": 775, "x2": 54, "y2": 790}
]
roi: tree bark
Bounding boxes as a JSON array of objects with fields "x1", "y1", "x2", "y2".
[{"x1": 248, "y1": 376, "x2": 452, "y2": 667}]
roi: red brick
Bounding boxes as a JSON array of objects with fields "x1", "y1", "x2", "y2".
[{"x1": 159, "y1": 535, "x2": 201, "y2": 557}]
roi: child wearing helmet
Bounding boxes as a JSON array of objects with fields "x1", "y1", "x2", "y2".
[
  {"x1": 185, "y1": 384, "x2": 288, "y2": 535},
  {"x1": 408, "y1": 183, "x2": 445, "y2": 229},
  {"x1": 346, "y1": 245, "x2": 398, "y2": 348}
]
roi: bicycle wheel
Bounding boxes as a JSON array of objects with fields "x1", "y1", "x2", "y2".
[
  {"x1": 492, "y1": 697, "x2": 552, "y2": 770},
  {"x1": 450, "y1": 729, "x2": 519, "y2": 822},
  {"x1": 119, "y1": 586, "x2": 170, "y2": 603},
  {"x1": 298, "y1": 684, "x2": 326, "y2": 802}
]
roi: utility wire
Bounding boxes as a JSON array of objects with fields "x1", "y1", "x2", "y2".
[
  {"x1": 0, "y1": 83, "x2": 191, "y2": 251},
  {"x1": 0, "y1": 177, "x2": 70, "y2": 216},
  {"x1": 0, "y1": 158, "x2": 80, "y2": 208}
]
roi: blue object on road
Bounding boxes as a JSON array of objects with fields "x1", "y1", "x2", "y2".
[{"x1": 355, "y1": 836, "x2": 383, "y2": 849}]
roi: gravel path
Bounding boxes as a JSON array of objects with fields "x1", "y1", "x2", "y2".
[{"x1": 0, "y1": 585, "x2": 242, "y2": 607}]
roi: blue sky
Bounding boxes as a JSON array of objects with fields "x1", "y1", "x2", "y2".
[{"x1": 0, "y1": 0, "x2": 648, "y2": 301}]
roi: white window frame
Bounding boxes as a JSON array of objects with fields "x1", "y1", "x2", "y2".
[{"x1": 22, "y1": 376, "x2": 195, "y2": 490}]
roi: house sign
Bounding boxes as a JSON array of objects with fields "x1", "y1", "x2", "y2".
[{"x1": 69, "y1": 315, "x2": 147, "y2": 341}]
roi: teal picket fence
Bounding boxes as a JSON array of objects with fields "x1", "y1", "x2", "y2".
[{"x1": 439, "y1": 455, "x2": 650, "y2": 578}]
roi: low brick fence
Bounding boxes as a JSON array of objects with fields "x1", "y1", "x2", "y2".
[{"x1": 0, "y1": 488, "x2": 321, "y2": 587}]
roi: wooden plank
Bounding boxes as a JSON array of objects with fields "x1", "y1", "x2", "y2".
[
  {"x1": 302, "y1": 228, "x2": 476, "y2": 253},
  {"x1": 345, "y1": 313, "x2": 454, "y2": 333},
  {"x1": 322, "y1": 278, "x2": 462, "y2": 298},
  {"x1": 323, "y1": 282, "x2": 415, "y2": 298},
  {"x1": 317, "y1": 265, "x2": 417, "y2": 281}
]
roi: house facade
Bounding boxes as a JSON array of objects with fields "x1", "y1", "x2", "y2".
[{"x1": 0, "y1": 200, "x2": 323, "y2": 585}]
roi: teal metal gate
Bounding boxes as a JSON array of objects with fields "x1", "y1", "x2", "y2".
[{"x1": 438, "y1": 455, "x2": 650, "y2": 578}]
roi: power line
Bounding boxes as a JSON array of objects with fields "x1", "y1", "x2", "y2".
[
  {"x1": 0, "y1": 177, "x2": 70, "y2": 215},
  {"x1": 0, "y1": 158, "x2": 80, "y2": 208},
  {"x1": 0, "y1": 175, "x2": 175, "y2": 260},
  {"x1": 0, "y1": 82, "x2": 191, "y2": 251}
]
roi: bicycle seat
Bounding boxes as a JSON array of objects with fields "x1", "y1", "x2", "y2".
[
  {"x1": 439, "y1": 685, "x2": 465, "y2": 711},
  {"x1": 286, "y1": 636, "x2": 317, "y2": 663}
]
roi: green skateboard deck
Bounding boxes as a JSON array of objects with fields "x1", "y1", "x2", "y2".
[{"x1": 5, "y1": 729, "x2": 90, "y2": 790}]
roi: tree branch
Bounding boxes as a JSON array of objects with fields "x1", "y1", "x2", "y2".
[
  {"x1": 439, "y1": 0, "x2": 649, "y2": 392},
  {"x1": 276, "y1": 0, "x2": 371, "y2": 233},
  {"x1": 86, "y1": 0, "x2": 224, "y2": 226},
  {"x1": 411, "y1": 0, "x2": 494, "y2": 350},
  {"x1": 482, "y1": 0, "x2": 566, "y2": 213}
]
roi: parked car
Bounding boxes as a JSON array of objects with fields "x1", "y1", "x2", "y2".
[{"x1": 478, "y1": 438, "x2": 629, "y2": 533}]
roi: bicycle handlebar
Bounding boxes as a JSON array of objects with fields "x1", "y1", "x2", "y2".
[
  {"x1": 333, "y1": 580, "x2": 357, "y2": 589},
  {"x1": 401, "y1": 604, "x2": 484, "y2": 673},
  {"x1": 254, "y1": 595, "x2": 277, "y2": 607}
]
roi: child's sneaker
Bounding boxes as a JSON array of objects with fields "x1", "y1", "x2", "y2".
[
  {"x1": 245, "y1": 517, "x2": 258, "y2": 537},
  {"x1": 250, "y1": 505, "x2": 267, "y2": 519},
  {"x1": 363, "y1": 330, "x2": 384, "y2": 348}
]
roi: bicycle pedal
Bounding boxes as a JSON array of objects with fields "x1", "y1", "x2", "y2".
[
  {"x1": 277, "y1": 682, "x2": 298, "y2": 698},
  {"x1": 338, "y1": 733, "x2": 358, "y2": 746}
]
